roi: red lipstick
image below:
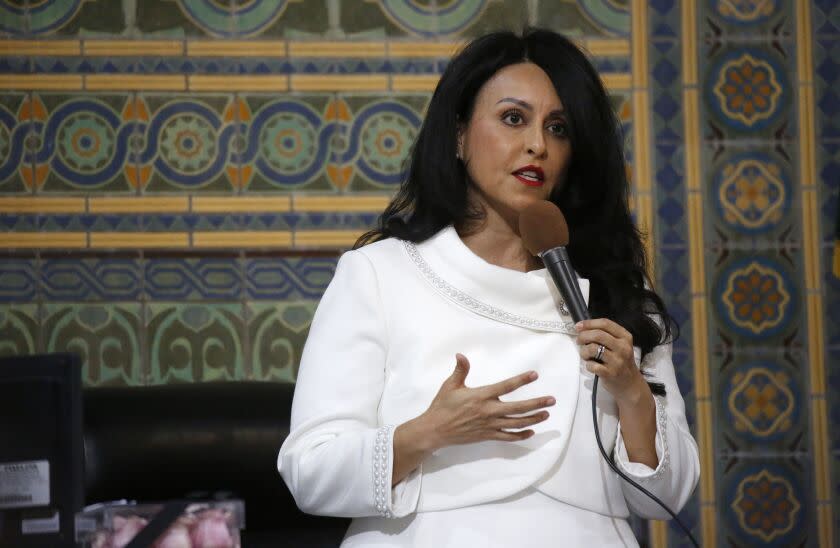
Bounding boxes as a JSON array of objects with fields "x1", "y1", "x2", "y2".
[{"x1": 512, "y1": 165, "x2": 545, "y2": 187}]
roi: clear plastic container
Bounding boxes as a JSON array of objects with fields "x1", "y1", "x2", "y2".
[{"x1": 75, "y1": 499, "x2": 244, "y2": 548}]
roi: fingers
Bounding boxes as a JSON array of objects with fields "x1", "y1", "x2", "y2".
[
  {"x1": 494, "y1": 411, "x2": 550, "y2": 430},
  {"x1": 483, "y1": 369, "x2": 539, "y2": 398},
  {"x1": 491, "y1": 429, "x2": 535, "y2": 442},
  {"x1": 575, "y1": 318, "x2": 632, "y2": 341},
  {"x1": 497, "y1": 395, "x2": 556, "y2": 416},
  {"x1": 446, "y1": 353, "x2": 470, "y2": 388}
]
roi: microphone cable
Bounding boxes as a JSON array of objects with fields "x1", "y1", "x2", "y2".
[{"x1": 591, "y1": 375, "x2": 699, "y2": 548}]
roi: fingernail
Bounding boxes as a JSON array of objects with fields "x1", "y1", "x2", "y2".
[
  {"x1": 575, "y1": 322, "x2": 583, "y2": 331},
  {"x1": 530, "y1": 371, "x2": 538, "y2": 380},
  {"x1": 546, "y1": 397, "x2": 556, "y2": 406}
]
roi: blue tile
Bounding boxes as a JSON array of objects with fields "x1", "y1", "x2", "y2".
[
  {"x1": 42, "y1": 259, "x2": 141, "y2": 302},
  {"x1": 0, "y1": 260, "x2": 38, "y2": 302}
]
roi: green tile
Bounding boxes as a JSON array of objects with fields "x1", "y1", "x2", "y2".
[
  {"x1": 339, "y1": 0, "x2": 415, "y2": 38},
  {"x1": 54, "y1": 0, "x2": 127, "y2": 36},
  {"x1": 0, "y1": 305, "x2": 39, "y2": 357},
  {"x1": 136, "y1": 0, "x2": 221, "y2": 38},
  {"x1": 537, "y1": 1, "x2": 629, "y2": 38},
  {"x1": 239, "y1": 0, "x2": 330, "y2": 38},
  {"x1": 248, "y1": 301, "x2": 317, "y2": 382},
  {"x1": 454, "y1": 1, "x2": 529, "y2": 38},
  {"x1": 42, "y1": 303, "x2": 142, "y2": 386},
  {"x1": 147, "y1": 303, "x2": 245, "y2": 383}
]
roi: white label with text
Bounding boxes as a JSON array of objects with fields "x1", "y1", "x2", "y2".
[{"x1": 0, "y1": 460, "x2": 50, "y2": 509}]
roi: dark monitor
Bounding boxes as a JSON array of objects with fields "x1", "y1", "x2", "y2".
[{"x1": 0, "y1": 353, "x2": 84, "y2": 548}]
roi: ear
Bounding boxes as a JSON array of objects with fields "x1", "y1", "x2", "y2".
[{"x1": 456, "y1": 123, "x2": 465, "y2": 160}]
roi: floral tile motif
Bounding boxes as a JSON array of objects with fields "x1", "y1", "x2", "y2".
[
  {"x1": 725, "y1": 362, "x2": 799, "y2": 442},
  {"x1": 709, "y1": 50, "x2": 787, "y2": 131},
  {"x1": 712, "y1": 152, "x2": 791, "y2": 234},
  {"x1": 725, "y1": 463, "x2": 807, "y2": 546},
  {"x1": 716, "y1": 257, "x2": 795, "y2": 339}
]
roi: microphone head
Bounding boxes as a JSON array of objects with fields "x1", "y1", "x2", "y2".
[{"x1": 518, "y1": 200, "x2": 570, "y2": 255}]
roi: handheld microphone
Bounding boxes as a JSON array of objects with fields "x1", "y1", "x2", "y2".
[
  {"x1": 518, "y1": 200, "x2": 588, "y2": 323},
  {"x1": 517, "y1": 200, "x2": 699, "y2": 548}
]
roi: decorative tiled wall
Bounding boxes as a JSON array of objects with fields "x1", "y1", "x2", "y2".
[{"x1": 0, "y1": 1, "x2": 836, "y2": 546}]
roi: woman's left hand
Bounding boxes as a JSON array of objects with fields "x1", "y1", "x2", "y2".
[{"x1": 575, "y1": 318, "x2": 648, "y2": 406}]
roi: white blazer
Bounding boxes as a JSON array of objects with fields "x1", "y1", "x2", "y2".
[{"x1": 278, "y1": 226, "x2": 699, "y2": 522}]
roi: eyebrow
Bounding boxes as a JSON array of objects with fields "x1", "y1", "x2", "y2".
[{"x1": 496, "y1": 97, "x2": 565, "y2": 118}]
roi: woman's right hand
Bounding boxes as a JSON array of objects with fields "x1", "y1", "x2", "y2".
[
  {"x1": 420, "y1": 353, "x2": 555, "y2": 448},
  {"x1": 392, "y1": 353, "x2": 555, "y2": 485}
]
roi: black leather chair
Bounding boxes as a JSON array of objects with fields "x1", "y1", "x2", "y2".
[{"x1": 83, "y1": 381, "x2": 350, "y2": 547}]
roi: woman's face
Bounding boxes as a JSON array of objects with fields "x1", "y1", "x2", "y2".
[{"x1": 459, "y1": 62, "x2": 572, "y2": 224}]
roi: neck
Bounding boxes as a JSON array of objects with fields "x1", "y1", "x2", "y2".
[{"x1": 457, "y1": 206, "x2": 542, "y2": 273}]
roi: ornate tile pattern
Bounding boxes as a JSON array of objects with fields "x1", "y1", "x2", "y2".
[{"x1": 0, "y1": 1, "x2": 835, "y2": 546}]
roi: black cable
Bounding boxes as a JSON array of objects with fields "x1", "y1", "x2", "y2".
[{"x1": 591, "y1": 375, "x2": 699, "y2": 548}]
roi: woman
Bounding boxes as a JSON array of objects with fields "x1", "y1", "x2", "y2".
[{"x1": 278, "y1": 28, "x2": 699, "y2": 546}]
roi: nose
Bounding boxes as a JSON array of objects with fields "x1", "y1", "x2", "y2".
[{"x1": 526, "y1": 126, "x2": 547, "y2": 158}]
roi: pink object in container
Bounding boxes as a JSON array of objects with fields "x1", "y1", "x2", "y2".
[{"x1": 75, "y1": 500, "x2": 244, "y2": 548}]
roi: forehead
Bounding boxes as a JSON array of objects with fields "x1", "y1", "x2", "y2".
[{"x1": 475, "y1": 62, "x2": 563, "y2": 109}]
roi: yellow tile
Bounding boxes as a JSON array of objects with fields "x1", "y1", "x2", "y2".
[
  {"x1": 632, "y1": 90, "x2": 652, "y2": 192},
  {"x1": 682, "y1": 0, "x2": 698, "y2": 85},
  {"x1": 192, "y1": 231, "x2": 292, "y2": 248},
  {"x1": 0, "y1": 196, "x2": 85, "y2": 213},
  {"x1": 84, "y1": 40, "x2": 182, "y2": 56},
  {"x1": 0, "y1": 40, "x2": 80, "y2": 56},
  {"x1": 0, "y1": 74, "x2": 82, "y2": 90},
  {"x1": 391, "y1": 75, "x2": 439, "y2": 91},
  {"x1": 188, "y1": 74, "x2": 288, "y2": 92},
  {"x1": 192, "y1": 196, "x2": 291, "y2": 213},
  {"x1": 89, "y1": 232, "x2": 188, "y2": 248},
  {"x1": 187, "y1": 40, "x2": 287, "y2": 57},
  {"x1": 294, "y1": 230, "x2": 364, "y2": 247},
  {"x1": 85, "y1": 74, "x2": 186, "y2": 91},
  {"x1": 388, "y1": 42, "x2": 463, "y2": 57},
  {"x1": 631, "y1": 0, "x2": 648, "y2": 88},
  {"x1": 294, "y1": 195, "x2": 390, "y2": 212},
  {"x1": 0, "y1": 232, "x2": 86, "y2": 248},
  {"x1": 580, "y1": 39, "x2": 630, "y2": 57},
  {"x1": 290, "y1": 74, "x2": 388, "y2": 91},
  {"x1": 88, "y1": 196, "x2": 189, "y2": 213},
  {"x1": 601, "y1": 73, "x2": 631, "y2": 91},
  {"x1": 289, "y1": 41, "x2": 385, "y2": 57},
  {"x1": 649, "y1": 522, "x2": 667, "y2": 548}
]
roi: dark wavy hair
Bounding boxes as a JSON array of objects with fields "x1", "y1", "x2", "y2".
[{"x1": 356, "y1": 28, "x2": 676, "y2": 359}]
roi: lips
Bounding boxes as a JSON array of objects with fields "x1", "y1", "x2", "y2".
[{"x1": 512, "y1": 165, "x2": 545, "y2": 187}]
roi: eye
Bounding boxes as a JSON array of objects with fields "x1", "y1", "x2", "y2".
[
  {"x1": 547, "y1": 121, "x2": 569, "y2": 138},
  {"x1": 501, "y1": 109, "x2": 525, "y2": 126}
]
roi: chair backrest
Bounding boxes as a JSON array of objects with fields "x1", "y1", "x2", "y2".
[{"x1": 82, "y1": 380, "x2": 349, "y2": 545}]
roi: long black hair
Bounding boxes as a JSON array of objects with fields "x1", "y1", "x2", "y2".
[{"x1": 357, "y1": 28, "x2": 676, "y2": 357}]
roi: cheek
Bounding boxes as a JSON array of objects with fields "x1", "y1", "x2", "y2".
[{"x1": 466, "y1": 120, "x2": 514, "y2": 164}]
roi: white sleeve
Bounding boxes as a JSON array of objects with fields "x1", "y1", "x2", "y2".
[
  {"x1": 277, "y1": 249, "x2": 421, "y2": 518},
  {"x1": 613, "y1": 341, "x2": 700, "y2": 520}
]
